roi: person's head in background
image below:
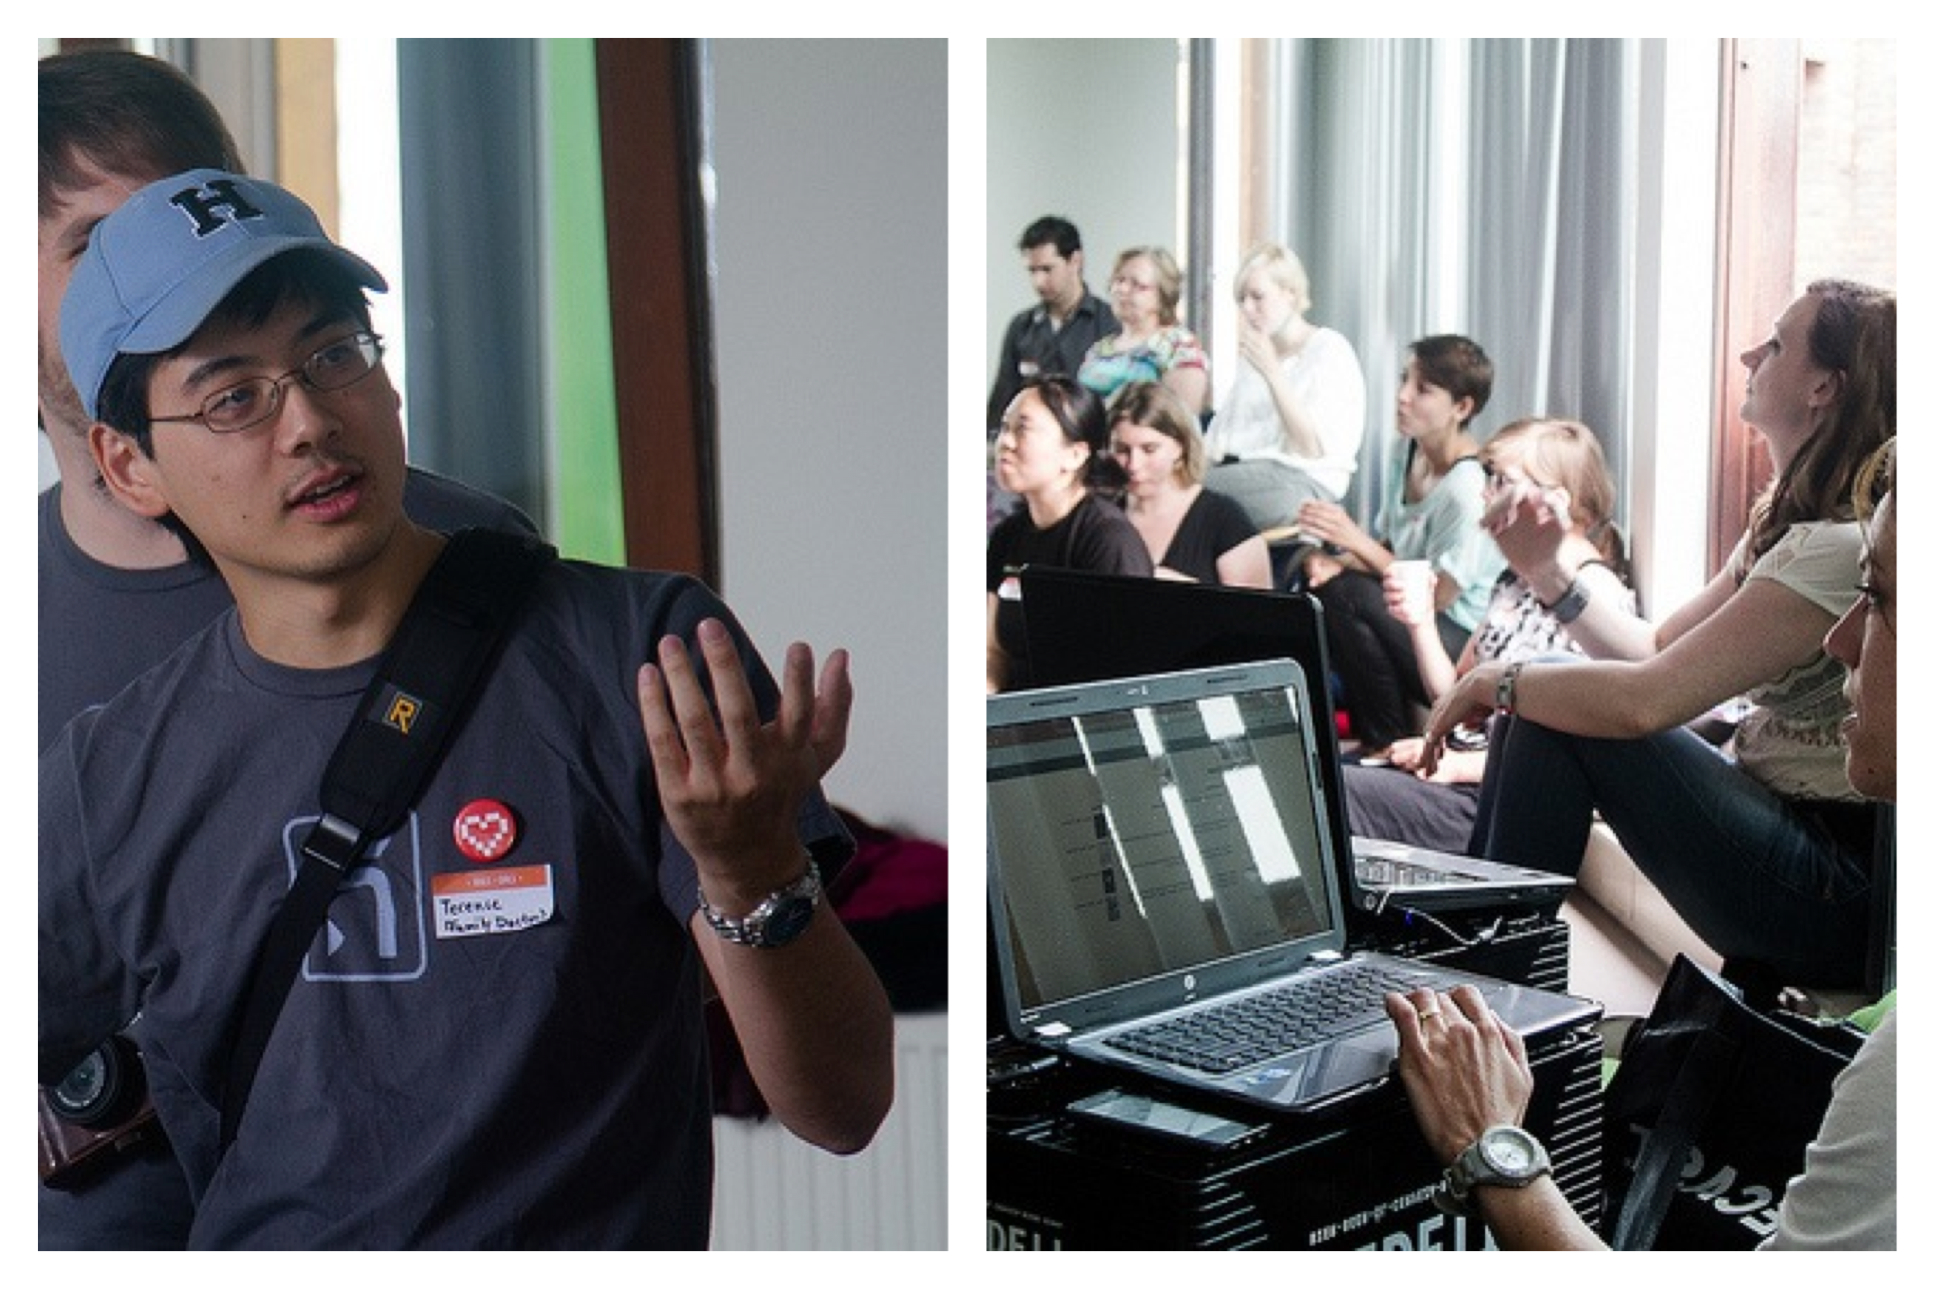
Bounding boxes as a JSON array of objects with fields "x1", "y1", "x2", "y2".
[
  {"x1": 1109, "y1": 379, "x2": 1207, "y2": 501},
  {"x1": 993, "y1": 375, "x2": 1125, "y2": 509},
  {"x1": 1110, "y1": 247, "x2": 1184, "y2": 333},
  {"x1": 40, "y1": 49, "x2": 244, "y2": 439},
  {"x1": 1233, "y1": 241, "x2": 1312, "y2": 337},
  {"x1": 1398, "y1": 334, "x2": 1492, "y2": 439},
  {"x1": 1482, "y1": 416, "x2": 1628, "y2": 580},
  {"x1": 1740, "y1": 279, "x2": 1895, "y2": 565},
  {"x1": 1825, "y1": 437, "x2": 1895, "y2": 802},
  {"x1": 1019, "y1": 215, "x2": 1087, "y2": 316}
]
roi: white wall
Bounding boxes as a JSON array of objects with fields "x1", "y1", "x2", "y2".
[
  {"x1": 985, "y1": 40, "x2": 1184, "y2": 388},
  {"x1": 710, "y1": 40, "x2": 949, "y2": 846}
]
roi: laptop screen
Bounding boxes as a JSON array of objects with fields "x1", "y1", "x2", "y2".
[
  {"x1": 987, "y1": 661, "x2": 1346, "y2": 1030},
  {"x1": 1016, "y1": 566, "x2": 1356, "y2": 876}
]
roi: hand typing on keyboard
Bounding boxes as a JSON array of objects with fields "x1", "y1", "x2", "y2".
[{"x1": 1109, "y1": 961, "x2": 1432, "y2": 1073}]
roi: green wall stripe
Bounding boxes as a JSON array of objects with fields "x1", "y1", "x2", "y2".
[{"x1": 543, "y1": 38, "x2": 625, "y2": 564}]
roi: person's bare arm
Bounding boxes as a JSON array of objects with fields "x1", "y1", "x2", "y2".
[
  {"x1": 640, "y1": 623, "x2": 893, "y2": 1155},
  {"x1": 1421, "y1": 576, "x2": 1836, "y2": 769},
  {"x1": 1484, "y1": 482, "x2": 1661, "y2": 661},
  {"x1": 1216, "y1": 534, "x2": 1274, "y2": 590},
  {"x1": 1298, "y1": 499, "x2": 1389, "y2": 576},
  {"x1": 1163, "y1": 363, "x2": 1211, "y2": 418}
]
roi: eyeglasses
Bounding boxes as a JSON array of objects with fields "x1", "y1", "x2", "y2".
[{"x1": 149, "y1": 331, "x2": 386, "y2": 434}]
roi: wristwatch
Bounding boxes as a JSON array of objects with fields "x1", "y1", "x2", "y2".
[
  {"x1": 699, "y1": 858, "x2": 823, "y2": 949},
  {"x1": 1435, "y1": 1124, "x2": 1551, "y2": 1216},
  {"x1": 1494, "y1": 660, "x2": 1527, "y2": 715},
  {"x1": 1543, "y1": 576, "x2": 1591, "y2": 624}
]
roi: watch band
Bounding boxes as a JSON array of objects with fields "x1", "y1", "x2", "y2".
[
  {"x1": 699, "y1": 857, "x2": 823, "y2": 948},
  {"x1": 1543, "y1": 576, "x2": 1591, "y2": 624},
  {"x1": 1494, "y1": 660, "x2": 1527, "y2": 715}
]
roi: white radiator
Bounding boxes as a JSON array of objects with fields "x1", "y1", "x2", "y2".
[{"x1": 710, "y1": 1011, "x2": 948, "y2": 1250}]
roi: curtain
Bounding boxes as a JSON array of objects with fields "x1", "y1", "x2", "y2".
[
  {"x1": 1264, "y1": 39, "x2": 1634, "y2": 531},
  {"x1": 396, "y1": 39, "x2": 548, "y2": 525}
]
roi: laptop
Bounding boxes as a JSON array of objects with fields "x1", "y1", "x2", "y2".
[
  {"x1": 1016, "y1": 565, "x2": 1574, "y2": 914},
  {"x1": 987, "y1": 657, "x2": 1601, "y2": 1115}
]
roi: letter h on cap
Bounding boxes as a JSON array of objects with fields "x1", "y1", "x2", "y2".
[{"x1": 169, "y1": 178, "x2": 267, "y2": 239}]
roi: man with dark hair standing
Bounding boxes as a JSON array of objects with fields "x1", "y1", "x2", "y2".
[
  {"x1": 986, "y1": 215, "x2": 1118, "y2": 433},
  {"x1": 37, "y1": 49, "x2": 534, "y2": 1248},
  {"x1": 41, "y1": 168, "x2": 893, "y2": 1248}
]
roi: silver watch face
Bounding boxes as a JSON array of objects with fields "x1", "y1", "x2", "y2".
[{"x1": 1480, "y1": 1126, "x2": 1542, "y2": 1177}]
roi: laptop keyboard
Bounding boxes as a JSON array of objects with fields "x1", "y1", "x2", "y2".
[{"x1": 1105, "y1": 960, "x2": 1434, "y2": 1074}]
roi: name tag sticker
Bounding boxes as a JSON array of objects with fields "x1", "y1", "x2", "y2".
[{"x1": 431, "y1": 864, "x2": 555, "y2": 939}]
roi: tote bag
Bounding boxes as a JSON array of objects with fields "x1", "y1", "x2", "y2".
[{"x1": 1600, "y1": 954, "x2": 1869, "y2": 1249}]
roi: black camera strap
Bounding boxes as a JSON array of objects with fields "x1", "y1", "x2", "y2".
[{"x1": 218, "y1": 529, "x2": 556, "y2": 1153}]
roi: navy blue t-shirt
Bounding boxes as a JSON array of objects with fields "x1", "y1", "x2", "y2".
[{"x1": 40, "y1": 560, "x2": 849, "y2": 1248}]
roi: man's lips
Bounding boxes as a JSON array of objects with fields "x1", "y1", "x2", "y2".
[{"x1": 285, "y1": 465, "x2": 363, "y2": 514}]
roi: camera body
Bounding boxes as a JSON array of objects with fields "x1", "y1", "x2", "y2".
[{"x1": 38, "y1": 1035, "x2": 160, "y2": 1188}]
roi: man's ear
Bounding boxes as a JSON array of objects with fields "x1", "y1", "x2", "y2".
[{"x1": 90, "y1": 423, "x2": 172, "y2": 519}]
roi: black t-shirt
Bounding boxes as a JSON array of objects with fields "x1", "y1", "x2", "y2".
[
  {"x1": 986, "y1": 492, "x2": 1152, "y2": 690},
  {"x1": 1155, "y1": 488, "x2": 1259, "y2": 584}
]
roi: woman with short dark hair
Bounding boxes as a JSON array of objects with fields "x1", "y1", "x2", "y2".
[{"x1": 987, "y1": 376, "x2": 1153, "y2": 692}]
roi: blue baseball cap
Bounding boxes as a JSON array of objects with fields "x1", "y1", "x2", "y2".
[{"x1": 60, "y1": 168, "x2": 387, "y2": 421}]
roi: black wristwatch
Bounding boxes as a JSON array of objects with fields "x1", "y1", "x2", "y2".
[
  {"x1": 1543, "y1": 576, "x2": 1591, "y2": 624},
  {"x1": 1434, "y1": 1124, "x2": 1551, "y2": 1216},
  {"x1": 699, "y1": 858, "x2": 823, "y2": 949}
]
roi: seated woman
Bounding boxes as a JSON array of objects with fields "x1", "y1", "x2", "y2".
[
  {"x1": 1109, "y1": 380, "x2": 1271, "y2": 588},
  {"x1": 1077, "y1": 246, "x2": 1210, "y2": 419},
  {"x1": 1297, "y1": 334, "x2": 1507, "y2": 753},
  {"x1": 1202, "y1": 242, "x2": 1368, "y2": 531},
  {"x1": 987, "y1": 375, "x2": 1153, "y2": 693},
  {"x1": 1423, "y1": 280, "x2": 1895, "y2": 987},
  {"x1": 1343, "y1": 417, "x2": 1637, "y2": 853}
]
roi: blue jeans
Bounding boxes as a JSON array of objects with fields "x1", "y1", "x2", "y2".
[{"x1": 1471, "y1": 715, "x2": 1874, "y2": 984}]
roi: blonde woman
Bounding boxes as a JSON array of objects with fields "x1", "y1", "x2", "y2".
[
  {"x1": 1203, "y1": 242, "x2": 1368, "y2": 530},
  {"x1": 1344, "y1": 417, "x2": 1637, "y2": 852},
  {"x1": 1109, "y1": 381, "x2": 1270, "y2": 588},
  {"x1": 1077, "y1": 247, "x2": 1210, "y2": 418}
]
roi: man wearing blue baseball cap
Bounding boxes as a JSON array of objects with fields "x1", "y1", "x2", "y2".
[
  {"x1": 39, "y1": 168, "x2": 893, "y2": 1248},
  {"x1": 36, "y1": 49, "x2": 538, "y2": 1251}
]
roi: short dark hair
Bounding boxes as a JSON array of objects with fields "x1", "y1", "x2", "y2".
[
  {"x1": 40, "y1": 49, "x2": 244, "y2": 219},
  {"x1": 97, "y1": 249, "x2": 377, "y2": 455},
  {"x1": 1408, "y1": 334, "x2": 1494, "y2": 425},
  {"x1": 1019, "y1": 216, "x2": 1082, "y2": 260}
]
